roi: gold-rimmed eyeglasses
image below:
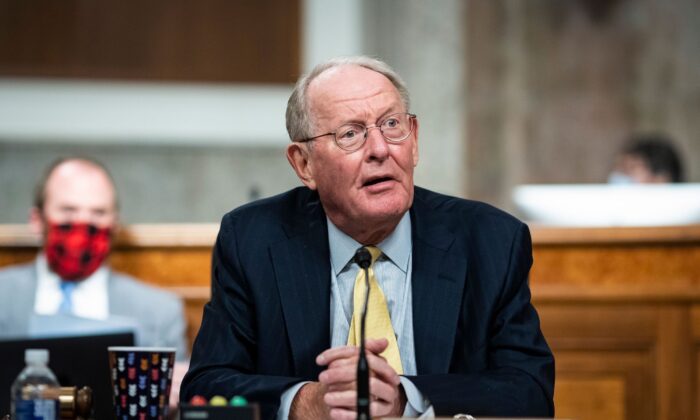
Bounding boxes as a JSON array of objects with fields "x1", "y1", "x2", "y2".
[{"x1": 295, "y1": 113, "x2": 416, "y2": 152}]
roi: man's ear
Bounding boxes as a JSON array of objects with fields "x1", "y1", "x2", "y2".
[
  {"x1": 28, "y1": 207, "x2": 45, "y2": 237},
  {"x1": 286, "y1": 143, "x2": 317, "y2": 190}
]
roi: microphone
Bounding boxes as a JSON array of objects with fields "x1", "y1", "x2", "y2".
[{"x1": 353, "y1": 247, "x2": 372, "y2": 420}]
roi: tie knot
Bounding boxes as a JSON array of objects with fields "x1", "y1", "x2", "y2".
[
  {"x1": 60, "y1": 281, "x2": 77, "y2": 294},
  {"x1": 365, "y1": 246, "x2": 382, "y2": 265}
]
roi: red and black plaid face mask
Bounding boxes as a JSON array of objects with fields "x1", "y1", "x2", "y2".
[{"x1": 45, "y1": 222, "x2": 112, "y2": 281}]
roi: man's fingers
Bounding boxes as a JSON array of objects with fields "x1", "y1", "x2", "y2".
[
  {"x1": 321, "y1": 351, "x2": 399, "y2": 386},
  {"x1": 317, "y1": 338, "x2": 390, "y2": 367},
  {"x1": 369, "y1": 376, "x2": 398, "y2": 403},
  {"x1": 319, "y1": 364, "x2": 357, "y2": 386},
  {"x1": 370, "y1": 400, "x2": 395, "y2": 418},
  {"x1": 324, "y1": 390, "x2": 359, "y2": 420},
  {"x1": 317, "y1": 345, "x2": 357, "y2": 366},
  {"x1": 326, "y1": 381, "x2": 355, "y2": 393},
  {"x1": 328, "y1": 407, "x2": 358, "y2": 420},
  {"x1": 324, "y1": 389, "x2": 355, "y2": 408},
  {"x1": 326, "y1": 403, "x2": 394, "y2": 420},
  {"x1": 366, "y1": 352, "x2": 401, "y2": 385},
  {"x1": 324, "y1": 389, "x2": 395, "y2": 420},
  {"x1": 327, "y1": 355, "x2": 359, "y2": 370},
  {"x1": 317, "y1": 338, "x2": 395, "y2": 366},
  {"x1": 364, "y1": 337, "x2": 389, "y2": 354}
]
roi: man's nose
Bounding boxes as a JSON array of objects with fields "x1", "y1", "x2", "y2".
[
  {"x1": 79, "y1": 210, "x2": 95, "y2": 221},
  {"x1": 364, "y1": 126, "x2": 389, "y2": 160}
]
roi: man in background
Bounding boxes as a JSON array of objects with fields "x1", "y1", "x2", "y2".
[
  {"x1": 609, "y1": 134, "x2": 685, "y2": 184},
  {"x1": 0, "y1": 157, "x2": 187, "y2": 357},
  {"x1": 182, "y1": 56, "x2": 553, "y2": 419}
]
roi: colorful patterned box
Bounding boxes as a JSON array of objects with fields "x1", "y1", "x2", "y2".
[{"x1": 108, "y1": 346, "x2": 176, "y2": 420}]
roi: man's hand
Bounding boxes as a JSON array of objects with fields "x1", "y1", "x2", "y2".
[
  {"x1": 315, "y1": 338, "x2": 407, "y2": 419},
  {"x1": 289, "y1": 382, "x2": 330, "y2": 420}
]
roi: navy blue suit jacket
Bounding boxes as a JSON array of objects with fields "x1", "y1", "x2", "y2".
[{"x1": 181, "y1": 186, "x2": 554, "y2": 419}]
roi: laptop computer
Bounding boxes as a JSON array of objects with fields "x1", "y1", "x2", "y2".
[{"x1": 0, "y1": 332, "x2": 134, "y2": 419}]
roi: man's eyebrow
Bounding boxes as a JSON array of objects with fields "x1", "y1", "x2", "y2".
[
  {"x1": 378, "y1": 108, "x2": 403, "y2": 120},
  {"x1": 338, "y1": 107, "x2": 404, "y2": 126}
]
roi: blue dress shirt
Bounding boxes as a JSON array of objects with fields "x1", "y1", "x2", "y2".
[{"x1": 277, "y1": 213, "x2": 432, "y2": 418}]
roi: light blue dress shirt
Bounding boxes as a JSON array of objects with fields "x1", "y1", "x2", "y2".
[
  {"x1": 277, "y1": 213, "x2": 431, "y2": 418},
  {"x1": 327, "y1": 212, "x2": 416, "y2": 375}
]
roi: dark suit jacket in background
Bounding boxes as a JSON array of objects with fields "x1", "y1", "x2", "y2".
[{"x1": 181, "y1": 186, "x2": 554, "y2": 419}]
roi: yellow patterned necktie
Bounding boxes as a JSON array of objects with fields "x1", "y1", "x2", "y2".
[{"x1": 346, "y1": 246, "x2": 403, "y2": 374}]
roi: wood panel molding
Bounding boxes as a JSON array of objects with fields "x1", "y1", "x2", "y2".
[
  {"x1": 0, "y1": 0, "x2": 301, "y2": 83},
  {"x1": 530, "y1": 224, "x2": 700, "y2": 244},
  {"x1": 3, "y1": 222, "x2": 699, "y2": 246}
]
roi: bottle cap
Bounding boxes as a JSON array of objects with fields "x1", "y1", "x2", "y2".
[{"x1": 25, "y1": 349, "x2": 49, "y2": 365}]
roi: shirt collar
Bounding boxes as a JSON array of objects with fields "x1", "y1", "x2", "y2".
[
  {"x1": 35, "y1": 253, "x2": 110, "y2": 300},
  {"x1": 34, "y1": 253, "x2": 111, "y2": 319},
  {"x1": 327, "y1": 212, "x2": 412, "y2": 275}
]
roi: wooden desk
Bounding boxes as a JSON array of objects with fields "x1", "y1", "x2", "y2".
[
  {"x1": 530, "y1": 225, "x2": 700, "y2": 420},
  {"x1": 2, "y1": 224, "x2": 699, "y2": 420}
]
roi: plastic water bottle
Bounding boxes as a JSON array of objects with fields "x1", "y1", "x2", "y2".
[{"x1": 10, "y1": 349, "x2": 60, "y2": 420}]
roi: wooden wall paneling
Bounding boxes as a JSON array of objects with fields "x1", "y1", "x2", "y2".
[
  {"x1": 537, "y1": 303, "x2": 657, "y2": 345},
  {"x1": 529, "y1": 225, "x2": 700, "y2": 420},
  {"x1": 532, "y1": 243, "x2": 700, "y2": 290},
  {"x1": 0, "y1": 0, "x2": 300, "y2": 83},
  {"x1": 655, "y1": 306, "x2": 692, "y2": 420},
  {"x1": 0, "y1": 247, "x2": 214, "y2": 288},
  {"x1": 553, "y1": 349, "x2": 653, "y2": 420},
  {"x1": 0, "y1": 246, "x2": 35, "y2": 268},
  {"x1": 537, "y1": 303, "x2": 656, "y2": 420},
  {"x1": 690, "y1": 305, "x2": 700, "y2": 419},
  {"x1": 109, "y1": 247, "x2": 213, "y2": 288},
  {"x1": 554, "y1": 375, "x2": 625, "y2": 420}
]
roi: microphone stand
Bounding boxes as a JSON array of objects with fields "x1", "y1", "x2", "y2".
[{"x1": 354, "y1": 248, "x2": 372, "y2": 420}]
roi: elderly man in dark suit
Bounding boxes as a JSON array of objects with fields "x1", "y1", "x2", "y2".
[{"x1": 181, "y1": 56, "x2": 554, "y2": 419}]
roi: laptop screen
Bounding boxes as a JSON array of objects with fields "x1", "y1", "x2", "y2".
[{"x1": 0, "y1": 332, "x2": 134, "y2": 419}]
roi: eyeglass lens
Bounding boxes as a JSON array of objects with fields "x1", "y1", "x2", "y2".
[{"x1": 335, "y1": 113, "x2": 413, "y2": 150}]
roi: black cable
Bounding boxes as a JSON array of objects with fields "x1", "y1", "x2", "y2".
[{"x1": 353, "y1": 247, "x2": 372, "y2": 420}]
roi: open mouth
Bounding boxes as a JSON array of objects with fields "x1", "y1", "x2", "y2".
[{"x1": 363, "y1": 176, "x2": 394, "y2": 187}]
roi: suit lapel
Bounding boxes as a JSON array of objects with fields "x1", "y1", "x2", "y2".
[
  {"x1": 270, "y1": 193, "x2": 331, "y2": 377},
  {"x1": 410, "y1": 191, "x2": 468, "y2": 374}
]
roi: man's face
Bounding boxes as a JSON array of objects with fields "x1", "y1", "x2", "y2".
[
  {"x1": 34, "y1": 161, "x2": 118, "y2": 231},
  {"x1": 287, "y1": 65, "x2": 419, "y2": 238},
  {"x1": 617, "y1": 154, "x2": 669, "y2": 184}
]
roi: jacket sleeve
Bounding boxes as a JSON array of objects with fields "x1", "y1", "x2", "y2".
[
  {"x1": 179, "y1": 213, "x2": 302, "y2": 420},
  {"x1": 408, "y1": 223, "x2": 555, "y2": 417}
]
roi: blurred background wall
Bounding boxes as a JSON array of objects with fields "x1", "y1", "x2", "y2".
[
  {"x1": 464, "y1": 0, "x2": 700, "y2": 207},
  {"x1": 0, "y1": 0, "x2": 698, "y2": 223}
]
